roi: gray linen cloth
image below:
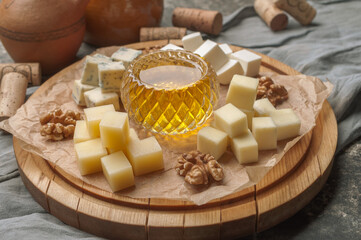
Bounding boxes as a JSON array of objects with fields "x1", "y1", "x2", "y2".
[{"x1": 1, "y1": 0, "x2": 360, "y2": 238}]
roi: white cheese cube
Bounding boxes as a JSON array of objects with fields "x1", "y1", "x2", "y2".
[
  {"x1": 93, "y1": 54, "x2": 112, "y2": 61},
  {"x1": 99, "y1": 111, "x2": 130, "y2": 152},
  {"x1": 230, "y1": 130, "x2": 258, "y2": 164},
  {"x1": 84, "y1": 104, "x2": 115, "y2": 138},
  {"x1": 75, "y1": 138, "x2": 108, "y2": 175},
  {"x1": 84, "y1": 88, "x2": 120, "y2": 111},
  {"x1": 216, "y1": 59, "x2": 244, "y2": 85},
  {"x1": 231, "y1": 49, "x2": 262, "y2": 77},
  {"x1": 182, "y1": 32, "x2": 204, "y2": 52},
  {"x1": 101, "y1": 151, "x2": 134, "y2": 192},
  {"x1": 219, "y1": 43, "x2": 233, "y2": 56},
  {"x1": 126, "y1": 136, "x2": 163, "y2": 176},
  {"x1": 80, "y1": 55, "x2": 112, "y2": 86},
  {"x1": 72, "y1": 79, "x2": 96, "y2": 106},
  {"x1": 98, "y1": 62, "x2": 125, "y2": 93},
  {"x1": 214, "y1": 103, "x2": 248, "y2": 138},
  {"x1": 270, "y1": 109, "x2": 301, "y2": 140},
  {"x1": 254, "y1": 98, "x2": 276, "y2": 117},
  {"x1": 111, "y1": 47, "x2": 142, "y2": 68},
  {"x1": 194, "y1": 40, "x2": 228, "y2": 71},
  {"x1": 226, "y1": 75, "x2": 259, "y2": 111},
  {"x1": 161, "y1": 43, "x2": 184, "y2": 51},
  {"x1": 74, "y1": 120, "x2": 92, "y2": 143},
  {"x1": 240, "y1": 108, "x2": 254, "y2": 130},
  {"x1": 197, "y1": 126, "x2": 228, "y2": 160},
  {"x1": 252, "y1": 117, "x2": 277, "y2": 150}
]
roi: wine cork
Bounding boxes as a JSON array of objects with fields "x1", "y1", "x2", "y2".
[
  {"x1": 0, "y1": 63, "x2": 41, "y2": 86},
  {"x1": 274, "y1": 0, "x2": 316, "y2": 25},
  {"x1": 0, "y1": 72, "x2": 28, "y2": 120},
  {"x1": 140, "y1": 27, "x2": 187, "y2": 42},
  {"x1": 254, "y1": 0, "x2": 288, "y2": 31},
  {"x1": 172, "y1": 7, "x2": 223, "y2": 36}
]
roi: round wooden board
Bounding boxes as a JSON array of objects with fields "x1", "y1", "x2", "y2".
[{"x1": 13, "y1": 40, "x2": 337, "y2": 240}]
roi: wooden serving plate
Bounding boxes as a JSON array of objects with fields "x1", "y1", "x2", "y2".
[{"x1": 13, "y1": 40, "x2": 337, "y2": 240}]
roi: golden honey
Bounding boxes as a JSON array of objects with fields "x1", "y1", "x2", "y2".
[{"x1": 121, "y1": 50, "x2": 219, "y2": 135}]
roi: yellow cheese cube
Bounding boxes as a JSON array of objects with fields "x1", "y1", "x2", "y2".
[
  {"x1": 101, "y1": 151, "x2": 134, "y2": 192},
  {"x1": 254, "y1": 98, "x2": 276, "y2": 117},
  {"x1": 214, "y1": 103, "x2": 248, "y2": 138},
  {"x1": 230, "y1": 49, "x2": 261, "y2": 77},
  {"x1": 270, "y1": 109, "x2": 301, "y2": 140},
  {"x1": 197, "y1": 126, "x2": 228, "y2": 160},
  {"x1": 126, "y1": 136, "x2": 163, "y2": 176},
  {"x1": 230, "y1": 130, "x2": 258, "y2": 164},
  {"x1": 226, "y1": 75, "x2": 259, "y2": 111},
  {"x1": 252, "y1": 117, "x2": 277, "y2": 150},
  {"x1": 74, "y1": 120, "x2": 92, "y2": 143},
  {"x1": 84, "y1": 88, "x2": 120, "y2": 111},
  {"x1": 240, "y1": 108, "x2": 254, "y2": 130},
  {"x1": 99, "y1": 111, "x2": 130, "y2": 151},
  {"x1": 84, "y1": 104, "x2": 115, "y2": 138},
  {"x1": 72, "y1": 79, "x2": 96, "y2": 106},
  {"x1": 108, "y1": 128, "x2": 139, "y2": 154},
  {"x1": 74, "y1": 138, "x2": 108, "y2": 175}
]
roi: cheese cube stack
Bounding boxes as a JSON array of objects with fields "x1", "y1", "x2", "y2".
[
  {"x1": 161, "y1": 43, "x2": 184, "y2": 51},
  {"x1": 72, "y1": 79, "x2": 96, "y2": 106},
  {"x1": 98, "y1": 62, "x2": 125, "y2": 93},
  {"x1": 230, "y1": 130, "x2": 258, "y2": 164},
  {"x1": 126, "y1": 136, "x2": 164, "y2": 176},
  {"x1": 214, "y1": 103, "x2": 248, "y2": 138},
  {"x1": 99, "y1": 111, "x2": 130, "y2": 152},
  {"x1": 80, "y1": 55, "x2": 112, "y2": 86},
  {"x1": 84, "y1": 88, "x2": 120, "y2": 111},
  {"x1": 182, "y1": 32, "x2": 204, "y2": 52},
  {"x1": 111, "y1": 47, "x2": 142, "y2": 68},
  {"x1": 231, "y1": 50, "x2": 262, "y2": 77},
  {"x1": 197, "y1": 126, "x2": 228, "y2": 160},
  {"x1": 101, "y1": 151, "x2": 134, "y2": 192},
  {"x1": 216, "y1": 59, "x2": 244, "y2": 85},
  {"x1": 84, "y1": 104, "x2": 115, "y2": 138},
  {"x1": 254, "y1": 98, "x2": 276, "y2": 117},
  {"x1": 194, "y1": 40, "x2": 229, "y2": 71},
  {"x1": 270, "y1": 109, "x2": 301, "y2": 140},
  {"x1": 226, "y1": 75, "x2": 259, "y2": 111},
  {"x1": 74, "y1": 120, "x2": 92, "y2": 143},
  {"x1": 252, "y1": 117, "x2": 277, "y2": 150},
  {"x1": 75, "y1": 138, "x2": 108, "y2": 175}
]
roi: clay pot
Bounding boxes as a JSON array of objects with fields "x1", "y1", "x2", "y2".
[
  {"x1": 85, "y1": 0, "x2": 163, "y2": 47},
  {"x1": 0, "y1": 0, "x2": 89, "y2": 75}
]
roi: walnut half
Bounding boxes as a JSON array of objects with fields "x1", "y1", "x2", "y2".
[
  {"x1": 257, "y1": 76, "x2": 288, "y2": 106},
  {"x1": 175, "y1": 150, "x2": 224, "y2": 185}
]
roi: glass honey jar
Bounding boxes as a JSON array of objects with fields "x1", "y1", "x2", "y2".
[{"x1": 120, "y1": 50, "x2": 219, "y2": 135}]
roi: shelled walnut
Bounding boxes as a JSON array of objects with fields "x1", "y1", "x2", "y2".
[
  {"x1": 257, "y1": 76, "x2": 288, "y2": 106},
  {"x1": 175, "y1": 150, "x2": 224, "y2": 185},
  {"x1": 39, "y1": 108, "x2": 81, "y2": 141},
  {"x1": 142, "y1": 45, "x2": 162, "y2": 54}
]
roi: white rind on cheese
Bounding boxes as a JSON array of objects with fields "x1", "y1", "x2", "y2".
[
  {"x1": 182, "y1": 32, "x2": 204, "y2": 52},
  {"x1": 80, "y1": 55, "x2": 112, "y2": 86},
  {"x1": 98, "y1": 62, "x2": 125, "y2": 93},
  {"x1": 72, "y1": 79, "x2": 96, "y2": 106},
  {"x1": 194, "y1": 40, "x2": 228, "y2": 71},
  {"x1": 161, "y1": 44, "x2": 184, "y2": 51},
  {"x1": 84, "y1": 88, "x2": 120, "y2": 111},
  {"x1": 111, "y1": 47, "x2": 142, "y2": 68}
]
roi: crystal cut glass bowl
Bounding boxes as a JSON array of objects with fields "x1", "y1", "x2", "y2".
[{"x1": 120, "y1": 50, "x2": 219, "y2": 135}]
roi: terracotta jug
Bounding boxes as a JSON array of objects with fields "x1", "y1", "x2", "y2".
[
  {"x1": 84, "y1": 0, "x2": 163, "y2": 47},
  {"x1": 0, "y1": 0, "x2": 89, "y2": 75}
]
